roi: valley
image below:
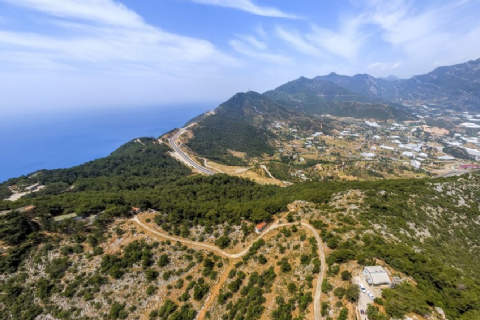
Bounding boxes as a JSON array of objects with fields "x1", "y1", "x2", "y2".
[{"x1": 167, "y1": 105, "x2": 480, "y2": 184}]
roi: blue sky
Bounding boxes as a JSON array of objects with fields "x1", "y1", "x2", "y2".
[{"x1": 1, "y1": 0, "x2": 480, "y2": 115}]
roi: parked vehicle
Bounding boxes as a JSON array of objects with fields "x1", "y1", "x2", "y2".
[{"x1": 359, "y1": 283, "x2": 366, "y2": 292}]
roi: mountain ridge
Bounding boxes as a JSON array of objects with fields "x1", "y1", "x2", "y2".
[
  {"x1": 315, "y1": 58, "x2": 480, "y2": 110},
  {"x1": 263, "y1": 76, "x2": 412, "y2": 120}
]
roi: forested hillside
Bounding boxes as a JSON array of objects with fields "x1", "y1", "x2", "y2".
[
  {"x1": 2, "y1": 165, "x2": 480, "y2": 318},
  {"x1": 187, "y1": 114, "x2": 276, "y2": 165},
  {"x1": 186, "y1": 92, "x2": 293, "y2": 165},
  {"x1": 1, "y1": 138, "x2": 191, "y2": 198}
]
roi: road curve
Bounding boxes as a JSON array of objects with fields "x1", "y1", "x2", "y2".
[
  {"x1": 132, "y1": 216, "x2": 326, "y2": 319},
  {"x1": 168, "y1": 129, "x2": 216, "y2": 175}
]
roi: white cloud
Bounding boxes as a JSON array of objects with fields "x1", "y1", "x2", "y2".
[
  {"x1": 236, "y1": 34, "x2": 267, "y2": 50},
  {"x1": 255, "y1": 25, "x2": 268, "y2": 40},
  {"x1": 190, "y1": 0, "x2": 300, "y2": 19},
  {"x1": 361, "y1": 0, "x2": 480, "y2": 76},
  {"x1": 275, "y1": 26, "x2": 322, "y2": 56},
  {"x1": 306, "y1": 18, "x2": 367, "y2": 62},
  {"x1": 0, "y1": 0, "x2": 236, "y2": 75},
  {"x1": 6, "y1": 0, "x2": 145, "y2": 27},
  {"x1": 271, "y1": 0, "x2": 480, "y2": 77},
  {"x1": 367, "y1": 61, "x2": 403, "y2": 71},
  {"x1": 229, "y1": 37, "x2": 291, "y2": 64},
  {"x1": 0, "y1": 0, "x2": 246, "y2": 114},
  {"x1": 274, "y1": 16, "x2": 367, "y2": 62}
]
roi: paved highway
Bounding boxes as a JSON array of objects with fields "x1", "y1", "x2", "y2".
[{"x1": 168, "y1": 129, "x2": 216, "y2": 175}]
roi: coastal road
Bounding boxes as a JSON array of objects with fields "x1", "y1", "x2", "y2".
[
  {"x1": 168, "y1": 129, "x2": 216, "y2": 175},
  {"x1": 132, "y1": 216, "x2": 326, "y2": 319}
]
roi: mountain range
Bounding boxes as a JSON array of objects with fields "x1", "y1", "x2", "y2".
[
  {"x1": 316, "y1": 58, "x2": 480, "y2": 110},
  {"x1": 185, "y1": 58, "x2": 480, "y2": 165},
  {"x1": 196, "y1": 58, "x2": 480, "y2": 126}
]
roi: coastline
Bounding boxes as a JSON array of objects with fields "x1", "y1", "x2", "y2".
[{"x1": 0, "y1": 104, "x2": 211, "y2": 183}]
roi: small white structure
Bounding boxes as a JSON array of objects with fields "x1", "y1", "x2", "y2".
[
  {"x1": 460, "y1": 122, "x2": 480, "y2": 128},
  {"x1": 437, "y1": 155, "x2": 456, "y2": 160},
  {"x1": 363, "y1": 266, "x2": 391, "y2": 286},
  {"x1": 380, "y1": 145, "x2": 395, "y2": 151},
  {"x1": 411, "y1": 160, "x2": 421, "y2": 169},
  {"x1": 361, "y1": 152, "x2": 376, "y2": 159},
  {"x1": 365, "y1": 121, "x2": 380, "y2": 128}
]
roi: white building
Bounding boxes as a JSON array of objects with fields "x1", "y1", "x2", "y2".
[
  {"x1": 361, "y1": 152, "x2": 376, "y2": 159},
  {"x1": 411, "y1": 160, "x2": 421, "y2": 169},
  {"x1": 380, "y1": 145, "x2": 395, "y2": 151},
  {"x1": 365, "y1": 121, "x2": 380, "y2": 128},
  {"x1": 363, "y1": 266, "x2": 391, "y2": 286},
  {"x1": 437, "y1": 155, "x2": 456, "y2": 160}
]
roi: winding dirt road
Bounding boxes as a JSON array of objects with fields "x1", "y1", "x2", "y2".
[{"x1": 132, "y1": 216, "x2": 326, "y2": 319}]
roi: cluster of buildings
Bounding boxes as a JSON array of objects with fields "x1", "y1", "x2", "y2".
[{"x1": 269, "y1": 107, "x2": 480, "y2": 179}]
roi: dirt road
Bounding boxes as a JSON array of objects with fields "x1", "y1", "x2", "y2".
[
  {"x1": 132, "y1": 216, "x2": 326, "y2": 319},
  {"x1": 301, "y1": 223, "x2": 327, "y2": 320}
]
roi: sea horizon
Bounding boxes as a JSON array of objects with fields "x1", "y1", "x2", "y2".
[{"x1": 0, "y1": 104, "x2": 213, "y2": 183}]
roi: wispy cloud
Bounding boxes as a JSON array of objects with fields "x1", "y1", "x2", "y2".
[
  {"x1": 274, "y1": 16, "x2": 367, "y2": 62},
  {"x1": 6, "y1": 0, "x2": 145, "y2": 27},
  {"x1": 362, "y1": 0, "x2": 480, "y2": 73},
  {"x1": 235, "y1": 34, "x2": 267, "y2": 50},
  {"x1": 0, "y1": 0, "x2": 236, "y2": 75},
  {"x1": 272, "y1": 0, "x2": 480, "y2": 75},
  {"x1": 367, "y1": 61, "x2": 403, "y2": 72},
  {"x1": 364, "y1": 0, "x2": 466, "y2": 45},
  {"x1": 275, "y1": 26, "x2": 322, "y2": 56},
  {"x1": 306, "y1": 17, "x2": 367, "y2": 62},
  {"x1": 229, "y1": 35, "x2": 291, "y2": 64},
  {"x1": 190, "y1": 0, "x2": 300, "y2": 19}
]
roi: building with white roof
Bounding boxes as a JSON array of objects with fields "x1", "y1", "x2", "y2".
[
  {"x1": 380, "y1": 145, "x2": 395, "y2": 151},
  {"x1": 361, "y1": 152, "x2": 376, "y2": 159},
  {"x1": 437, "y1": 155, "x2": 456, "y2": 160},
  {"x1": 365, "y1": 121, "x2": 380, "y2": 127},
  {"x1": 411, "y1": 160, "x2": 421, "y2": 169},
  {"x1": 461, "y1": 122, "x2": 480, "y2": 128},
  {"x1": 363, "y1": 266, "x2": 391, "y2": 286},
  {"x1": 465, "y1": 148, "x2": 480, "y2": 160}
]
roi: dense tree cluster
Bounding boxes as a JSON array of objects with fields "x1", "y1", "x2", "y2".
[{"x1": 187, "y1": 114, "x2": 275, "y2": 165}]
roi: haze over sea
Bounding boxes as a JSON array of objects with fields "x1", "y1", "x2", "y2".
[{"x1": 0, "y1": 105, "x2": 211, "y2": 183}]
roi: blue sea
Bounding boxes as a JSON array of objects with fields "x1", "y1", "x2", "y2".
[{"x1": 0, "y1": 104, "x2": 212, "y2": 183}]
